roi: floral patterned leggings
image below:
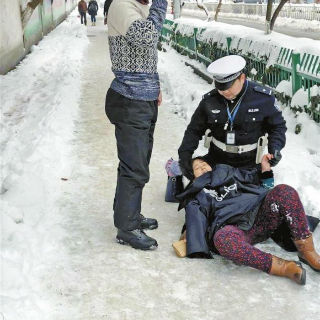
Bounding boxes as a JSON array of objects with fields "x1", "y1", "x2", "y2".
[{"x1": 213, "y1": 184, "x2": 311, "y2": 273}]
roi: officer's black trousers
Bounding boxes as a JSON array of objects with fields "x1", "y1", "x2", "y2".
[{"x1": 105, "y1": 88, "x2": 158, "y2": 231}]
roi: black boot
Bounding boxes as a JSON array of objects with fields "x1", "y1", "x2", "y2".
[
  {"x1": 116, "y1": 229, "x2": 158, "y2": 250},
  {"x1": 140, "y1": 214, "x2": 158, "y2": 230}
]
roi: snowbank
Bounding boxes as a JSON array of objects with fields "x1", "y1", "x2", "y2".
[
  {"x1": 170, "y1": 16, "x2": 320, "y2": 68},
  {"x1": 181, "y1": 8, "x2": 320, "y2": 35},
  {"x1": 0, "y1": 12, "x2": 89, "y2": 319}
]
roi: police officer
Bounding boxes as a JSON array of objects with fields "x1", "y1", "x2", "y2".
[{"x1": 178, "y1": 55, "x2": 287, "y2": 180}]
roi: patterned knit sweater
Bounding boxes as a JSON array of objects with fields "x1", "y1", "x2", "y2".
[{"x1": 107, "y1": 0, "x2": 168, "y2": 101}]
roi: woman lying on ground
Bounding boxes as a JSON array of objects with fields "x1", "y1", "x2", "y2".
[{"x1": 173, "y1": 155, "x2": 320, "y2": 285}]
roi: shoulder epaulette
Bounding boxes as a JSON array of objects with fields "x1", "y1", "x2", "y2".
[
  {"x1": 202, "y1": 89, "x2": 217, "y2": 100},
  {"x1": 253, "y1": 86, "x2": 272, "y2": 96}
]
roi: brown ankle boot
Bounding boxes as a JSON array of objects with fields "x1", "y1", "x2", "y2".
[
  {"x1": 269, "y1": 256, "x2": 306, "y2": 285},
  {"x1": 294, "y1": 235, "x2": 320, "y2": 272}
]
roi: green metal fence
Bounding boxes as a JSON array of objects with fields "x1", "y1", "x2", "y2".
[{"x1": 160, "y1": 19, "x2": 320, "y2": 123}]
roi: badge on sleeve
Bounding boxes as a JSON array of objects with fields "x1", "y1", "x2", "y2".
[{"x1": 226, "y1": 131, "x2": 235, "y2": 145}]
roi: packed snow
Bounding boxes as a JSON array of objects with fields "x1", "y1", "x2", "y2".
[
  {"x1": 180, "y1": 7, "x2": 320, "y2": 35},
  {"x1": 170, "y1": 15, "x2": 320, "y2": 68},
  {"x1": 1, "y1": 9, "x2": 320, "y2": 320},
  {"x1": 0, "y1": 11, "x2": 89, "y2": 319}
]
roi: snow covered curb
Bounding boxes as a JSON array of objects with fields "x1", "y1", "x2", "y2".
[
  {"x1": 0, "y1": 13, "x2": 89, "y2": 319},
  {"x1": 181, "y1": 8, "x2": 320, "y2": 33},
  {"x1": 170, "y1": 16, "x2": 320, "y2": 66}
]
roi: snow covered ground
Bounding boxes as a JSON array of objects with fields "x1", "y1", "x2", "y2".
[
  {"x1": 0, "y1": 11, "x2": 89, "y2": 319},
  {"x1": 180, "y1": 8, "x2": 320, "y2": 36},
  {"x1": 1, "y1": 10, "x2": 320, "y2": 320}
]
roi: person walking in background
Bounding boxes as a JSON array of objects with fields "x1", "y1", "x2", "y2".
[
  {"x1": 88, "y1": 0, "x2": 99, "y2": 26},
  {"x1": 103, "y1": 0, "x2": 113, "y2": 23},
  {"x1": 78, "y1": 0, "x2": 88, "y2": 25},
  {"x1": 105, "y1": 0, "x2": 168, "y2": 250}
]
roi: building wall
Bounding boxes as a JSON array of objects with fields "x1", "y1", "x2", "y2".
[
  {"x1": 0, "y1": 0, "x2": 25, "y2": 74},
  {"x1": 52, "y1": 0, "x2": 66, "y2": 25},
  {"x1": 0, "y1": 0, "x2": 77, "y2": 75}
]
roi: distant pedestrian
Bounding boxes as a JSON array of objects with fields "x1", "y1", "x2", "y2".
[
  {"x1": 78, "y1": 0, "x2": 88, "y2": 25},
  {"x1": 88, "y1": 0, "x2": 99, "y2": 26},
  {"x1": 104, "y1": 0, "x2": 113, "y2": 23}
]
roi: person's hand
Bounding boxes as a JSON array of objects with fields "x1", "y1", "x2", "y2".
[
  {"x1": 192, "y1": 159, "x2": 212, "y2": 178},
  {"x1": 269, "y1": 150, "x2": 282, "y2": 167},
  {"x1": 261, "y1": 154, "x2": 272, "y2": 172},
  {"x1": 179, "y1": 157, "x2": 194, "y2": 181},
  {"x1": 157, "y1": 90, "x2": 162, "y2": 106}
]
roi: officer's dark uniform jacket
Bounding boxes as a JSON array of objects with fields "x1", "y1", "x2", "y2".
[
  {"x1": 178, "y1": 80, "x2": 287, "y2": 168},
  {"x1": 176, "y1": 164, "x2": 270, "y2": 256}
]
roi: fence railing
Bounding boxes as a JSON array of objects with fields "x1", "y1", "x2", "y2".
[
  {"x1": 182, "y1": 3, "x2": 320, "y2": 21},
  {"x1": 160, "y1": 19, "x2": 320, "y2": 122}
]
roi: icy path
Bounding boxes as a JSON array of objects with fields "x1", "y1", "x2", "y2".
[
  {"x1": 1, "y1": 14, "x2": 320, "y2": 320},
  {"x1": 41, "y1": 20, "x2": 319, "y2": 320}
]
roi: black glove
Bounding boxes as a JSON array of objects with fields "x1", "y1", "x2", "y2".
[
  {"x1": 269, "y1": 150, "x2": 282, "y2": 167},
  {"x1": 179, "y1": 156, "x2": 194, "y2": 181}
]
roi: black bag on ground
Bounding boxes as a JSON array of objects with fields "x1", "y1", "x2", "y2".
[{"x1": 165, "y1": 175, "x2": 183, "y2": 203}]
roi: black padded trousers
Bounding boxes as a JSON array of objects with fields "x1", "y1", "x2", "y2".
[{"x1": 105, "y1": 88, "x2": 158, "y2": 231}]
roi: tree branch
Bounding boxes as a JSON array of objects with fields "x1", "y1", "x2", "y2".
[
  {"x1": 214, "y1": 0, "x2": 223, "y2": 22},
  {"x1": 196, "y1": 0, "x2": 212, "y2": 21},
  {"x1": 265, "y1": 0, "x2": 273, "y2": 34},
  {"x1": 270, "y1": 0, "x2": 289, "y2": 31}
]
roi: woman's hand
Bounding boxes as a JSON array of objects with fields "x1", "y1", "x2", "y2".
[
  {"x1": 261, "y1": 154, "x2": 273, "y2": 173},
  {"x1": 192, "y1": 159, "x2": 212, "y2": 178}
]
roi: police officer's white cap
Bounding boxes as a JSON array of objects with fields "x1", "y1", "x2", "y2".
[{"x1": 207, "y1": 55, "x2": 246, "y2": 91}]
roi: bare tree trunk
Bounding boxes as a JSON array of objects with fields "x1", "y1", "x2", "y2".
[
  {"x1": 196, "y1": 0, "x2": 212, "y2": 21},
  {"x1": 270, "y1": 0, "x2": 289, "y2": 31},
  {"x1": 265, "y1": 0, "x2": 273, "y2": 34},
  {"x1": 21, "y1": 0, "x2": 43, "y2": 29},
  {"x1": 214, "y1": 0, "x2": 223, "y2": 22}
]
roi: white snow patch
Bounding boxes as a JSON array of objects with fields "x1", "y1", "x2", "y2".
[
  {"x1": 276, "y1": 79, "x2": 292, "y2": 97},
  {"x1": 291, "y1": 88, "x2": 309, "y2": 109},
  {"x1": 0, "y1": 11, "x2": 89, "y2": 320}
]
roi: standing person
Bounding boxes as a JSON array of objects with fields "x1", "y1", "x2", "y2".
[
  {"x1": 88, "y1": 0, "x2": 98, "y2": 26},
  {"x1": 105, "y1": 0, "x2": 168, "y2": 250},
  {"x1": 178, "y1": 55, "x2": 287, "y2": 181},
  {"x1": 103, "y1": 0, "x2": 113, "y2": 23},
  {"x1": 78, "y1": 0, "x2": 88, "y2": 25}
]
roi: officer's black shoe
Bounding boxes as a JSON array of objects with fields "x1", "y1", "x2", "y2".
[
  {"x1": 116, "y1": 229, "x2": 158, "y2": 250},
  {"x1": 140, "y1": 214, "x2": 158, "y2": 230}
]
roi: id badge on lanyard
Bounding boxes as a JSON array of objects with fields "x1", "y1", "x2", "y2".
[
  {"x1": 224, "y1": 80, "x2": 248, "y2": 147},
  {"x1": 226, "y1": 130, "x2": 235, "y2": 145}
]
